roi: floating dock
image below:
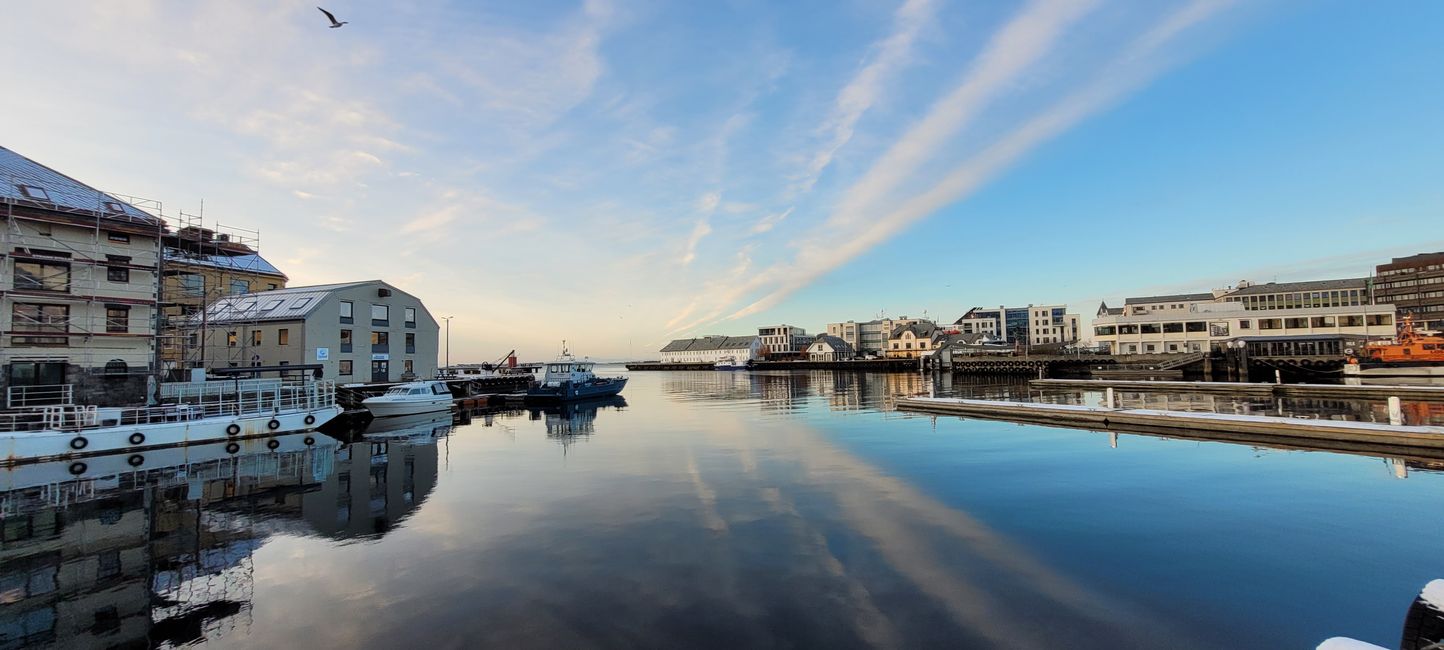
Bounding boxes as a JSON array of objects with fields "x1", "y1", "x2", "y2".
[
  {"x1": 896, "y1": 397, "x2": 1444, "y2": 450},
  {"x1": 1028, "y1": 379, "x2": 1444, "y2": 402}
]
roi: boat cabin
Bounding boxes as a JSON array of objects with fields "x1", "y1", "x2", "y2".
[
  {"x1": 384, "y1": 381, "x2": 452, "y2": 397},
  {"x1": 542, "y1": 360, "x2": 596, "y2": 387}
]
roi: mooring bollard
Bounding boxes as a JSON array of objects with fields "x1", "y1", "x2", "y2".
[
  {"x1": 1388, "y1": 396, "x2": 1403, "y2": 426},
  {"x1": 1106, "y1": 387, "x2": 1115, "y2": 409}
]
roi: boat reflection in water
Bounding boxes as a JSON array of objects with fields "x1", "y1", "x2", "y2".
[
  {"x1": 0, "y1": 420, "x2": 444, "y2": 647},
  {"x1": 527, "y1": 395, "x2": 627, "y2": 448}
]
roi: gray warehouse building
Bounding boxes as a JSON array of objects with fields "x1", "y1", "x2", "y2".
[{"x1": 191, "y1": 280, "x2": 439, "y2": 383}]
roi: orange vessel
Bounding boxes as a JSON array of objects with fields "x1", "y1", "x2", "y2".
[{"x1": 1345, "y1": 315, "x2": 1444, "y2": 377}]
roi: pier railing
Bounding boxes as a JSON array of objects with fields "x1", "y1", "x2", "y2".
[{"x1": 0, "y1": 380, "x2": 337, "y2": 433}]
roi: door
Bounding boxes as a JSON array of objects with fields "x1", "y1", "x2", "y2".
[{"x1": 371, "y1": 360, "x2": 389, "y2": 382}]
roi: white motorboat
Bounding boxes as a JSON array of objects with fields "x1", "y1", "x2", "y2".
[{"x1": 362, "y1": 381, "x2": 454, "y2": 417}]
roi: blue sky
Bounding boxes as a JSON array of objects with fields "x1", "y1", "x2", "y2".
[{"x1": 3, "y1": 1, "x2": 1441, "y2": 360}]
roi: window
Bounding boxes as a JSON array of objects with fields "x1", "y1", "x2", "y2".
[
  {"x1": 11, "y1": 303, "x2": 68, "y2": 345},
  {"x1": 14, "y1": 258, "x2": 70, "y2": 292},
  {"x1": 278, "y1": 328, "x2": 290, "y2": 345},
  {"x1": 1341, "y1": 315, "x2": 1364, "y2": 327},
  {"x1": 1145, "y1": 344, "x2": 1156, "y2": 352},
  {"x1": 405, "y1": 332, "x2": 415, "y2": 353},
  {"x1": 1310, "y1": 316, "x2": 1335, "y2": 328},
  {"x1": 372, "y1": 331, "x2": 389, "y2": 352},
  {"x1": 1094, "y1": 326, "x2": 1116, "y2": 336},
  {"x1": 1367, "y1": 314, "x2": 1393, "y2": 326},
  {"x1": 97, "y1": 550, "x2": 122, "y2": 578},
  {"x1": 371, "y1": 304, "x2": 389, "y2": 326},
  {"x1": 405, "y1": 307, "x2": 416, "y2": 328},
  {"x1": 291, "y1": 298, "x2": 312, "y2": 310},
  {"x1": 179, "y1": 274, "x2": 204, "y2": 297},
  {"x1": 1118, "y1": 324, "x2": 1139, "y2": 334},
  {"x1": 404, "y1": 359, "x2": 414, "y2": 374},
  {"x1": 340, "y1": 329, "x2": 353, "y2": 353},
  {"x1": 340, "y1": 301, "x2": 354, "y2": 323},
  {"x1": 267, "y1": 283, "x2": 278, "y2": 290},
  {"x1": 1285, "y1": 317, "x2": 1309, "y2": 329},
  {"x1": 1162, "y1": 322, "x2": 1184, "y2": 333},
  {"x1": 106, "y1": 231, "x2": 130, "y2": 243},
  {"x1": 105, "y1": 306, "x2": 129, "y2": 333},
  {"x1": 1259, "y1": 319, "x2": 1282, "y2": 330},
  {"x1": 227, "y1": 331, "x2": 238, "y2": 347},
  {"x1": 339, "y1": 360, "x2": 353, "y2": 376},
  {"x1": 1239, "y1": 320, "x2": 1251, "y2": 329},
  {"x1": 251, "y1": 330, "x2": 262, "y2": 345},
  {"x1": 261, "y1": 299, "x2": 283, "y2": 311},
  {"x1": 16, "y1": 183, "x2": 50, "y2": 200},
  {"x1": 1140, "y1": 323, "x2": 1161, "y2": 334},
  {"x1": 230, "y1": 279, "x2": 250, "y2": 295},
  {"x1": 1185, "y1": 321, "x2": 1207, "y2": 333}
]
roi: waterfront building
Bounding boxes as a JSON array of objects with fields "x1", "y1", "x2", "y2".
[
  {"x1": 827, "y1": 316, "x2": 930, "y2": 357},
  {"x1": 1, "y1": 145, "x2": 163, "y2": 407},
  {"x1": 190, "y1": 280, "x2": 439, "y2": 382},
  {"x1": 1375, "y1": 251, "x2": 1444, "y2": 331},
  {"x1": 885, "y1": 321, "x2": 938, "y2": 359},
  {"x1": 953, "y1": 304, "x2": 1080, "y2": 346},
  {"x1": 1092, "y1": 278, "x2": 1396, "y2": 354},
  {"x1": 805, "y1": 334, "x2": 855, "y2": 361},
  {"x1": 659, "y1": 335, "x2": 762, "y2": 364},
  {"x1": 757, "y1": 324, "x2": 811, "y2": 358},
  {"x1": 158, "y1": 224, "x2": 288, "y2": 375}
]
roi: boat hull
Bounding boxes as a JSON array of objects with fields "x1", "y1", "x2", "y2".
[
  {"x1": 1344, "y1": 363, "x2": 1444, "y2": 378},
  {"x1": 1, "y1": 405, "x2": 343, "y2": 466},
  {"x1": 528, "y1": 377, "x2": 628, "y2": 402},
  {"x1": 362, "y1": 395, "x2": 453, "y2": 418}
]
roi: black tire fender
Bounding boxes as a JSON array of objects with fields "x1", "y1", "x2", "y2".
[
  {"x1": 267, "y1": 419, "x2": 281, "y2": 430},
  {"x1": 266, "y1": 439, "x2": 280, "y2": 450},
  {"x1": 304, "y1": 414, "x2": 317, "y2": 425},
  {"x1": 70, "y1": 436, "x2": 88, "y2": 450},
  {"x1": 127, "y1": 454, "x2": 144, "y2": 467},
  {"x1": 225, "y1": 442, "x2": 240, "y2": 454},
  {"x1": 129, "y1": 432, "x2": 145, "y2": 445},
  {"x1": 303, "y1": 436, "x2": 316, "y2": 446},
  {"x1": 226, "y1": 423, "x2": 241, "y2": 436},
  {"x1": 68, "y1": 462, "x2": 88, "y2": 475}
]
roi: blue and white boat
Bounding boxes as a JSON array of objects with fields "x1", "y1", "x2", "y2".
[{"x1": 527, "y1": 348, "x2": 627, "y2": 402}]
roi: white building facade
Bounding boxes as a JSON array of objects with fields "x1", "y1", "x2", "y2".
[
  {"x1": 659, "y1": 336, "x2": 762, "y2": 364},
  {"x1": 1092, "y1": 279, "x2": 1396, "y2": 355},
  {"x1": 805, "y1": 335, "x2": 854, "y2": 361},
  {"x1": 758, "y1": 325, "x2": 811, "y2": 356}
]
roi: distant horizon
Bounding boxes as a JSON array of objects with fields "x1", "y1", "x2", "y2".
[{"x1": 3, "y1": 1, "x2": 1440, "y2": 362}]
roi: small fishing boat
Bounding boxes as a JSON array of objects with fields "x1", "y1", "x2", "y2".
[
  {"x1": 714, "y1": 356, "x2": 750, "y2": 370},
  {"x1": 527, "y1": 346, "x2": 627, "y2": 402},
  {"x1": 362, "y1": 381, "x2": 454, "y2": 417},
  {"x1": 1345, "y1": 315, "x2": 1444, "y2": 378}
]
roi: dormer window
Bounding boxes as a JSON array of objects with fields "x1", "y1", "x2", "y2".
[
  {"x1": 16, "y1": 184, "x2": 49, "y2": 200},
  {"x1": 103, "y1": 201, "x2": 126, "y2": 214}
]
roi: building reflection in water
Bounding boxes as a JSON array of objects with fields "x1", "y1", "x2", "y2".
[
  {"x1": 0, "y1": 418, "x2": 445, "y2": 648},
  {"x1": 660, "y1": 370, "x2": 931, "y2": 413}
]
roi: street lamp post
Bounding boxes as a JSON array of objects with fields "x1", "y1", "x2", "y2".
[{"x1": 441, "y1": 316, "x2": 453, "y2": 373}]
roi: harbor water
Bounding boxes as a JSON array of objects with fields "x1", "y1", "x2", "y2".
[{"x1": 4, "y1": 369, "x2": 1442, "y2": 648}]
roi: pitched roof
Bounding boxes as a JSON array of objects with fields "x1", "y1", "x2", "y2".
[
  {"x1": 1123, "y1": 292, "x2": 1214, "y2": 305},
  {"x1": 660, "y1": 336, "x2": 758, "y2": 353},
  {"x1": 1226, "y1": 278, "x2": 1367, "y2": 295},
  {"x1": 0, "y1": 145, "x2": 160, "y2": 225},
  {"x1": 889, "y1": 321, "x2": 937, "y2": 338},
  {"x1": 164, "y1": 250, "x2": 288, "y2": 279},
  {"x1": 807, "y1": 334, "x2": 853, "y2": 352},
  {"x1": 198, "y1": 281, "x2": 371, "y2": 324}
]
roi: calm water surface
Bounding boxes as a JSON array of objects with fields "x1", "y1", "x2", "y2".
[{"x1": 4, "y1": 369, "x2": 1442, "y2": 649}]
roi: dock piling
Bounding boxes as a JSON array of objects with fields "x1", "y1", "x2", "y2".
[{"x1": 1389, "y1": 396, "x2": 1404, "y2": 426}]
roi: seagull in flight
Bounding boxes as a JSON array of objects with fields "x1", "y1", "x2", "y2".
[{"x1": 317, "y1": 6, "x2": 348, "y2": 28}]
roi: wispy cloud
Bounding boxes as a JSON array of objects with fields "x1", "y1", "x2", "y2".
[
  {"x1": 793, "y1": 0, "x2": 938, "y2": 195},
  {"x1": 726, "y1": 0, "x2": 1235, "y2": 320}
]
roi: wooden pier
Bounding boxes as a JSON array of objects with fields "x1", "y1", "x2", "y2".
[
  {"x1": 334, "y1": 375, "x2": 533, "y2": 412},
  {"x1": 896, "y1": 396, "x2": 1444, "y2": 450},
  {"x1": 1028, "y1": 378, "x2": 1444, "y2": 402}
]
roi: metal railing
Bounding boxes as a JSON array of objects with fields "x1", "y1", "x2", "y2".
[
  {"x1": 5, "y1": 384, "x2": 74, "y2": 408},
  {"x1": 1, "y1": 380, "x2": 336, "y2": 432}
]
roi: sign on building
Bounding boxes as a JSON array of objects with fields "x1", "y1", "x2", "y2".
[{"x1": 316, "y1": 347, "x2": 330, "y2": 361}]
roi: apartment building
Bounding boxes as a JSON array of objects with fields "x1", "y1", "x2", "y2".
[
  {"x1": 954, "y1": 304, "x2": 1080, "y2": 346},
  {"x1": 757, "y1": 324, "x2": 811, "y2": 358},
  {"x1": 191, "y1": 280, "x2": 439, "y2": 382},
  {"x1": 1, "y1": 145, "x2": 162, "y2": 406},
  {"x1": 1375, "y1": 251, "x2": 1444, "y2": 331},
  {"x1": 1092, "y1": 278, "x2": 1396, "y2": 354},
  {"x1": 885, "y1": 321, "x2": 938, "y2": 359},
  {"x1": 827, "y1": 316, "x2": 931, "y2": 357}
]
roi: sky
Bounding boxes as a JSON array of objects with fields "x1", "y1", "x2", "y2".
[{"x1": 3, "y1": 1, "x2": 1442, "y2": 362}]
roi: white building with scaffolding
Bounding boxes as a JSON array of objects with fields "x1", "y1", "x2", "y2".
[{"x1": 1, "y1": 145, "x2": 163, "y2": 407}]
